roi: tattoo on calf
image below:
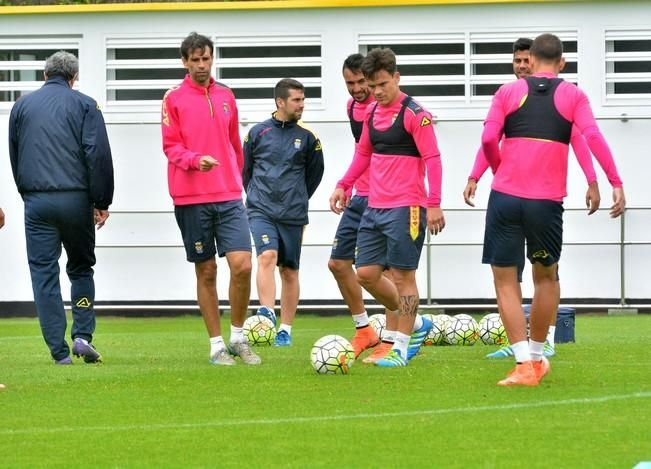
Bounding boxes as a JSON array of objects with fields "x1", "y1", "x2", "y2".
[{"x1": 399, "y1": 295, "x2": 419, "y2": 317}]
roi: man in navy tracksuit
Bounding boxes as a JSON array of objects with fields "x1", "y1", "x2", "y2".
[
  {"x1": 242, "y1": 78, "x2": 324, "y2": 346},
  {"x1": 9, "y1": 51, "x2": 114, "y2": 364}
]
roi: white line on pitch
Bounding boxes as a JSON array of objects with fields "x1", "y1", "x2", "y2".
[{"x1": 2, "y1": 391, "x2": 650, "y2": 436}]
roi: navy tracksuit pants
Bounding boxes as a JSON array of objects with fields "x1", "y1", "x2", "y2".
[{"x1": 23, "y1": 191, "x2": 97, "y2": 361}]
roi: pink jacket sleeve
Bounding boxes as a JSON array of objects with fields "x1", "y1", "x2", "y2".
[
  {"x1": 469, "y1": 146, "x2": 490, "y2": 181},
  {"x1": 228, "y1": 95, "x2": 244, "y2": 172},
  {"x1": 161, "y1": 93, "x2": 201, "y2": 170},
  {"x1": 337, "y1": 120, "x2": 372, "y2": 191},
  {"x1": 570, "y1": 127, "x2": 597, "y2": 185}
]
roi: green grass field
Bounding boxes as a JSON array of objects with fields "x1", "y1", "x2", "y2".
[{"x1": 1, "y1": 314, "x2": 650, "y2": 468}]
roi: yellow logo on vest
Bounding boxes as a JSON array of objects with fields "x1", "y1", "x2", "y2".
[
  {"x1": 409, "y1": 206, "x2": 420, "y2": 241},
  {"x1": 76, "y1": 297, "x2": 91, "y2": 308},
  {"x1": 420, "y1": 116, "x2": 432, "y2": 127}
]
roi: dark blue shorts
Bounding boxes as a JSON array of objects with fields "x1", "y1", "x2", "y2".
[
  {"x1": 250, "y1": 216, "x2": 304, "y2": 270},
  {"x1": 174, "y1": 200, "x2": 252, "y2": 263},
  {"x1": 356, "y1": 206, "x2": 426, "y2": 270},
  {"x1": 330, "y1": 195, "x2": 368, "y2": 261},
  {"x1": 482, "y1": 190, "x2": 563, "y2": 268}
]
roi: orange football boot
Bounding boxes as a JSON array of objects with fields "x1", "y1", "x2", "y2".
[
  {"x1": 497, "y1": 361, "x2": 539, "y2": 386},
  {"x1": 351, "y1": 326, "x2": 380, "y2": 358},
  {"x1": 532, "y1": 357, "x2": 551, "y2": 382},
  {"x1": 362, "y1": 341, "x2": 393, "y2": 364}
]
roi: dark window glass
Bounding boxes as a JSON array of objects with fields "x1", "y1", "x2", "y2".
[
  {"x1": 366, "y1": 43, "x2": 464, "y2": 55},
  {"x1": 401, "y1": 84, "x2": 464, "y2": 97},
  {"x1": 614, "y1": 61, "x2": 651, "y2": 73},
  {"x1": 114, "y1": 48, "x2": 179, "y2": 60},
  {"x1": 220, "y1": 66, "x2": 321, "y2": 79},
  {"x1": 614, "y1": 40, "x2": 651, "y2": 53},
  {"x1": 232, "y1": 86, "x2": 321, "y2": 100},
  {"x1": 115, "y1": 89, "x2": 166, "y2": 101},
  {"x1": 114, "y1": 68, "x2": 185, "y2": 80},
  {"x1": 473, "y1": 84, "x2": 501, "y2": 96},
  {"x1": 399, "y1": 63, "x2": 464, "y2": 75},
  {"x1": 474, "y1": 63, "x2": 513, "y2": 75},
  {"x1": 219, "y1": 46, "x2": 320, "y2": 59},
  {"x1": 614, "y1": 82, "x2": 651, "y2": 94}
]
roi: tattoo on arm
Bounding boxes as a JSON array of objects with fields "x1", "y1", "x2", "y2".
[{"x1": 399, "y1": 295, "x2": 419, "y2": 317}]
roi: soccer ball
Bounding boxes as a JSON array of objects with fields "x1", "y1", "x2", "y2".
[
  {"x1": 422, "y1": 314, "x2": 441, "y2": 345},
  {"x1": 310, "y1": 335, "x2": 355, "y2": 375},
  {"x1": 430, "y1": 314, "x2": 453, "y2": 345},
  {"x1": 446, "y1": 316, "x2": 480, "y2": 345},
  {"x1": 479, "y1": 313, "x2": 508, "y2": 345},
  {"x1": 243, "y1": 315, "x2": 276, "y2": 346},
  {"x1": 368, "y1": 314, "x2": 386, "y2": 340}
]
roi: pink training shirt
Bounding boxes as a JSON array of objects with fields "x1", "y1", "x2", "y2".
[
  {"x1": 469, "y1": 127, "x2": 598, "y2": 184},
  {"x1": 338, "y1": 92, "x2": 442, "y2": 208},
  {"x1": 347, "y1": 95, "x2": 375, "y2": 196},
  {"x1": 161, "y1": 75, "x2": 244, "y2": 206},
  {"x1": 482, "y1": 72, "x2": 622, "y2": 201}
]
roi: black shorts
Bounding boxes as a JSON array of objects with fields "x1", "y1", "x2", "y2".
[
  {"x1": 249, "y1": 216, "x2": 304, "y2": 270},
  {"x1": 330, "y1": 195, "x2": 368, "y2": 261},
  {"x1": 174, "y1": 200, "x2": 252, "y2": 263},
  {"x1": 482, "y1": 190, "x2": 563, "y2": 268}
]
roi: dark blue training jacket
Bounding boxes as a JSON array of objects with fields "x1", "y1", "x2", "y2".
[
  {"x1": 9, "y1": 75, "x2": 114, "y2": 210},
  {"x1": 242, "y1": 113, "x2": 324, "y2": 225}
]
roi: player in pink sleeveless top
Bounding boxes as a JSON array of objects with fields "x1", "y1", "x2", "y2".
[
  {"x1": 330, "y1": 48, "x2": 444, "y2": 367},
  {"x1": 465, "y1": 37, "x2": 606, "y2": 360},
  {"x1": 480, "y1": 34, "x2": 625, "y2": 386}
]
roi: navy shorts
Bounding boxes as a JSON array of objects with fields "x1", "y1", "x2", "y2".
[
  {"x1": 250, "y1": 216, "x2": 304, "y2": 270},
  {"x1": 330, "y1": 195, "x2": 368, "y2": 261},
  {"x1": 356, "y1": 206, "x2": 426, "y2": 270},
  {"x1": 174, "y1": 200, "x2": 252, "y2": 263},
  {"x1": 482, "y1": 190, "x2": 563, "y2": 268}
]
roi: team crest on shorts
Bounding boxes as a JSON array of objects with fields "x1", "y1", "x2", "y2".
[
  {"x1": 194, "y1": 241, "x2": 204, "y2": 254},
  {"x1": 294, "y1": 138, "x2": 301, "y2": 149},
  {"x1": 261, "y1": 234, "x2": 270, "y2": 245},
  {"x1": 332, "y1": 238, "x2": 338, "y2": 249},
  {"x1": 75, "y1": 297, "x2": 91, "y2": 308}
]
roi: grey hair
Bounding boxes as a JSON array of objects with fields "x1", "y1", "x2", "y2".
[{"x1": 44, "y1": 51, "x2": 79, "y2": 81}]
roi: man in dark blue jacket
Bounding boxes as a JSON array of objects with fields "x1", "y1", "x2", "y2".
[
  {"x1": 242, "y1": 78, "x2": 324, "y2": 346},
  {"x1": 9, "y1": 51, "x2": 114, "y2": 365}
]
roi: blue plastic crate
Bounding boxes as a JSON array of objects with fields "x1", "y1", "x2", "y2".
[{"x1": 522, "y1": 305, "x2": 575, "y2": 343}]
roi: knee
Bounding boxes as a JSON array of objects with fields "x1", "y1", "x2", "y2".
[
  {"x1": 257, "y1": 250, "x2": 277, "y2": 270},
  {"x1": 532, "y1": 263, "x2": 558, "y2": 284},
  {"x1": 196, "y1": 261, "x2": 217, "y2": 285},
  {"x1": 356, "y1": 267, "x2": 378, "y2": 290},
  {"x1": 231, "y1": 256, "x2": 252, "y2": 280},
  {"x1": 328, "y1": 258, "x2": 349, "y2": 278},
  {"x1": 280, "y1": 267, "x2": 299, "y2": 283}
]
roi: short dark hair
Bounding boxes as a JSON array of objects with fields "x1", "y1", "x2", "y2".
[
  {"x1": 343, "y1": 53, "x2": 364, "y2": 73},
  {"x1": 180, "y1": 32, "x2": 213, "y2": 60},
  {"x1": 274, "y1": 78, "x2": 304, "y2": 101},
  {"x1": 512, "y1": 37, "x2": 533, "y2": 53},
  {"x1": 361, "y1": 48, "x2": 397, "y2": 79},
  {"x1": 531, "y1": 33, "x2": 563, "y2": 62}
]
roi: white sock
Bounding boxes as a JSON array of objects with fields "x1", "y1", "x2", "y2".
[
  {"x1": 209, "y1": 336, "x2": 225, "y2": 356},
  {"x1": 392, "y1": 332, "x2": 410, "y2": 359},
  {"x1": 546, "y1": 326, "x2": 556, "y2": 347},
  {"x1": 529, "y1": 340, "x2": 545, "y2": 362},
  {"x1": 230, "y1": 325, "x2": 245, "y2": 344},
  {"x1": 511, "y1": 340, "x2": 531, "y2": 363},
  {"x1": 352, "y1": 312, "x2": 369, "y2": 328},
  {"x1": 412, "y1": 314, "x2": 423, "y2": 332},
  {"x1": 279, "y1": 323, "x2": 292, "y2": 335},
  {"x1": 383, "y1": 330, "x2": 396, "y2": 343}
]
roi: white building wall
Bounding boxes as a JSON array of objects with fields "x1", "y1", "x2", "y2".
[{"x1": 0, "y1": 1, "x2": 649, "y2": 307}]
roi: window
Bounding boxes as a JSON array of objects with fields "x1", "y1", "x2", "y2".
[
  {"x1": 0, "y1": 36, "x2": 79, "y2": 106},
  {"x1": 215, "y1": 34, "x2": 322, "y2": 106},
  {"x1": 105, "y1": 34, "x2": 322, "y2": 111},
  {"x1": 358, "y1": 31, "x2": 578, "y2": 106},
  {"x1": 358, "y1": 33, "x2": 466, "y2": 101},
  {"x1": 469, "y1": 32, "x2": 578, "y2": 100},
  {"x1": 106, "y1": 36, "x2": 185, "y2": 107},
  {"x1": 605, "y1": 30, "x2": 651, "y2": 102}
]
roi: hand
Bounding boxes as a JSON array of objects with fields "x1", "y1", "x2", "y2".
[
  {"x1": 329, "y1": 188, "x2": 349, "y2": 214},
  {"x1": 610, "y1": 187, "x2": 626, "y2": 218},
  {"x1": 585, "y1": 182, "x2": 601, "y2": 215},
  {"x1": 0, "y1": 207, "x2": 5, "y2": 229},
  {"x1": 427, "y1": 207, "x2": 445, "y2": 235},
  {"x1": 94, "y1": 209, "x2": 109, "y2": 229},
  {"x1": 463, "y1": 179, "x2": 477, "y2": 207},
  {"x1": 199, "y1": 155, "x2": 219, "y2": 172}
]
